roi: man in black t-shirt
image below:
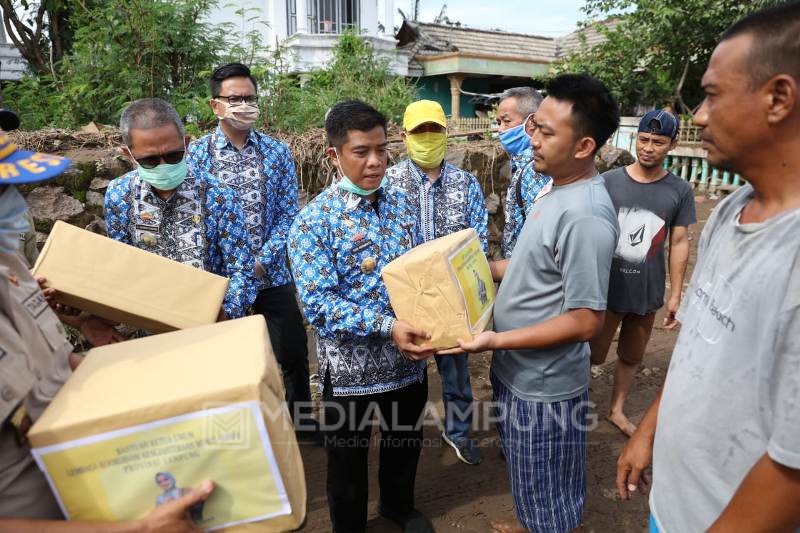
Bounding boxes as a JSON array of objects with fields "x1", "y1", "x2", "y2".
[{"x1": 591, "y1": 109, "x2": 696, "y2": 436}]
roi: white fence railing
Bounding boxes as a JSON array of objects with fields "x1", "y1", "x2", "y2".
[{"x1": 610, "y1": 116, "x2": 743, "y2": 192}]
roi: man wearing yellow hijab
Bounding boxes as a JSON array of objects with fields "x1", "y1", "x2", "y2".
[{"x1": 386, "y1": 99, "x2": 488, "y2": 466}]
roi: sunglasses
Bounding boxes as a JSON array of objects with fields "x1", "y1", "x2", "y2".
[{"x1": 132, "y1": 149, "x2": 185, "y2": 169}]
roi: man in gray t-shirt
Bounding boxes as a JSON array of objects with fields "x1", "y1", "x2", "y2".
[
  {"x1": 617, "y1": 5, "x2": 800, "y2": 532},
  {"x1": 491, "y1": 175, "x2": 618, "y2": 402},
  {"x1": 457, "y1": 74, "x2": 619, "y2": 533},
  {"x1": 590, "y1": 110, "x2": 696, "y2": 437}
]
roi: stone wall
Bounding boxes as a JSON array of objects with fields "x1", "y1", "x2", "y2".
[{"x1": 14, "y1": 129, "x2": 632, "y2": 261}]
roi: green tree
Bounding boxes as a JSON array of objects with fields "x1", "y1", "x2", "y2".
[
  {"x1": 262, "y1": 31, "x2": 416, "y2": 133},
  {"x1": 5, "y1": 2, "x2": 414, "y2": 134},
  {"x1": 6, "y1": 0, "x2": 227, "y2": 129},
  {"x1": 0, "y1": 0, "x2": 77, "y2": 75},
  {"x1": 552, "y1": 0, "x2": 783, "y2": 114}
]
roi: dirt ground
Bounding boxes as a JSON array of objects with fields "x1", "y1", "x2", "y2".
[{"x1": 296, "y1": 197, "x2": 719, "y2": 533}]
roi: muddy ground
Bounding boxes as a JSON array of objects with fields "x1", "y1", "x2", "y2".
[{"x1": 296, "y1": 197, "x2": 719, "y2": 533}]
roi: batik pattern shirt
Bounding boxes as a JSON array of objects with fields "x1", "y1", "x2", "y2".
[
  {"x1": 104, "y1": 168, "x2": 257, "y2": 318},
  {"x1": 386, "y1": 159, "x2": 488, "y2": 252},
  {"x1": 288, "y1": 185, "x2": 425, "y2": 396},
  {"x1": 503, "y1": 147, "x2": 552, "y2": 258},
  {"x1": 187, "y1": 126, "x2": 298, "y2": 289}
]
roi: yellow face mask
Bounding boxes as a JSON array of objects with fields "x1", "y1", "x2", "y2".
[{"x1": 406, "y1": 132, "x2": 447, "y2": 169}]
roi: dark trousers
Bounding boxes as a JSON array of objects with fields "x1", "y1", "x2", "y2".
[
  {"x1": 252, "y1": 283, "x2": 311, "y2": 425},
  {"x1": 323, "y1": 373, "x2": 428, "y2": 533}
]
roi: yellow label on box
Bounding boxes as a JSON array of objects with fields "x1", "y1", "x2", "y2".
[
  {"x1": 448, "y1": 237, "x2": 495, "y2": 329},
  {"x1": 32, "y1": 402, "x2": 291, "y2": 531}
]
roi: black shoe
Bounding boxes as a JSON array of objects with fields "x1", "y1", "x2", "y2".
[
  {"x1": 378, "y1": 503, "x2": 435, "y2": 533},
  {"x1": 441, "y1": 432, "x2": 483, "y2": 465}
]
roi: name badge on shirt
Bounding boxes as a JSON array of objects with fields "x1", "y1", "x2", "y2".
[
  {"x1": 352, "y1": 240, "x2": 374, "y2": 255},
  {"x1": 135, "y1": 226, "x2": 159, "y2": 247},
  {"x1": 22, "y1": 289, "x2": 49, "y2": 319}
]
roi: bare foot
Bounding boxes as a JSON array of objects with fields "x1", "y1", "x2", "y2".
[
  {"x1": 607, "y1": 411, "x2": 637, "y2": 437},
  {"x1": 490, "y1": 518, "x2": 527, "y2": 533}
]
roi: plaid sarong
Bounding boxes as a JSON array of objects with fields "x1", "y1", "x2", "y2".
[{"x1": 492, "y1": 371, "x2": 588, "y2": 533}]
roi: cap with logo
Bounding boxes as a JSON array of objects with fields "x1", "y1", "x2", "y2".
[
  {"x1": 403, "y1": 100, "x2": 447, "y2": 132},
  {"x1": 638, "y1": 109, "x2": 679, "y2": 139}
]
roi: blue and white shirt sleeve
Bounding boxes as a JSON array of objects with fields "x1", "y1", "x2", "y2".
[
  {"x1": 519, "y1": 166, "x2": 551, "y2": 216},
  {"x1": 466, "y1": 173, "x2": 489, "y2": 253},
  {"x1": 186, "y1": 135, "x2": 213, "y2": 175},
  {"x1": 104, "y1": 173, "x2": 133, "y2": 244},
  {"x1": 258, "y1": 142, "x2": 298, "y2": 279},
  {"x1": 288, "y1": 212, "x2": 395, "y2": 340},
  {"x1": 206, "y1": 185, "x2": 258, "y2": 318},
  {"x1": 504, "y1": 163, "x2": 552, "y2": 258}
]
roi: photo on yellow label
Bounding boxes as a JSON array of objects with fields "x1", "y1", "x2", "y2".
[
  {"x1": 31, "y1": 402, "x2": 291, "y2": 531},
  {"x1": 447, "y1": 237, "x2": 495, "y2": 329}
]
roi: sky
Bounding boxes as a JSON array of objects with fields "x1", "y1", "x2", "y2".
[{"x1": 397, "y1": 0, "x2": 589, "y2": 37}]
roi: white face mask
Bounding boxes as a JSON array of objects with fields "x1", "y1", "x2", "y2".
[
  {"x1": 0, "y1": 186, "x2": 31, "y2": 255},
  {"x1": 214, "y1": 100, "x2": 260, "y2": 131}
]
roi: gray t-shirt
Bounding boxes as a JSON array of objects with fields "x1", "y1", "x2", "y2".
[
  {"x1": 491, "y1": 175, "x2": 619, "y2": 402},
  {"x1": 603, "y1": 167, "x2": 696, "y2": 315},
  {"x1": 651, "y1": 184, "x2": 800, "y2": 533}
]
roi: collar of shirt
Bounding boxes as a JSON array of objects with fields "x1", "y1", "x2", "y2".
[
  {"x1": 213, "y1": 124, "x2": 259, "y2": 152},
  {"x1": 407, "y1": 158, "x2": 447, "y2": 187},
  {"x1": 511, "y1": 146, "x2": 534, "y2": 172},
  {"x1": 332, "y1": 181, "x2": 388, "y2": 212}
]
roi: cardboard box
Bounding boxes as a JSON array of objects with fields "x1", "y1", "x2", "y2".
[
  {"x1": 32, "y1": 220, "x2": 228, "y2": 333},
  {"x1": 382, "y1": 228, "x2": 495, "y2": 349},
  {"x1": 28, "y1": 316, "x2": 306, "y2": 532}
]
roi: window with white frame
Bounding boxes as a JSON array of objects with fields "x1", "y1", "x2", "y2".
[{"x1": 286, "y1": 0, "x2": 360, "y2": 35}]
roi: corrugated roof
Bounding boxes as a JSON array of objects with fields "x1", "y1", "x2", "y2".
[{"x1": 399, "y1": 22, "x2": 557, "y2": 63}]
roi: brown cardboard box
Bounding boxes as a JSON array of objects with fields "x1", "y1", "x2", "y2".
[
  {"x1": 382, "y1": 228, "x2": 495, "y2": 349},
  {"x1": 28, "y1": 316, "x2": 306, "y2": 532},
  {"x1": 32, "y1": 220, "x2": 228, "y2": 333}
]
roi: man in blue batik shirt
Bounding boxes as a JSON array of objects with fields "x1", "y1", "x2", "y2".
[
  {"x1": 104, "y1": 98, "x2": 256, "y2": 320},
  {"x1": 386, "y1": 99, "x2": 487, "y2": 466},
  {"x1": 289, "y1": 100, "x2": 436, "y2": 533},
  {"x1": 186, "y1": 63, "x2": 313, "y2": 435},
  {"x1": 497, "y1": 87, "x2": 552, "y2": 258}
]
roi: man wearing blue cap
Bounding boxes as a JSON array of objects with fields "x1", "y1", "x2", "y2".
[
  {"x1": 0, "y1": 114, "x2": 215, "y2": 530},
  {"x1": 590, "y1": 108, "x2": 696, "y2": 437}
]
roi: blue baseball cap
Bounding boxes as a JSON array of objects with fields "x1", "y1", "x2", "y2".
[
  {"x1": 638, "y1": 109, "x2": 679, "y2": 139},
  {"x1": 0, "y1": 131, "x2": 71, "y2": 185}
]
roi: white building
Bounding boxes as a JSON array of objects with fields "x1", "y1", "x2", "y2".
[
  {"x1": 0, "y1": 7, "x2": 26, "y2": 81},
  {"x1": 207, "y1": 0, "x2": 408, "y2": 75}
]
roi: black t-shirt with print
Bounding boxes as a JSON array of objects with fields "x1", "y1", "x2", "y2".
[{"x1": 602, "y1": 167, "x2": 696, "y2": 315}]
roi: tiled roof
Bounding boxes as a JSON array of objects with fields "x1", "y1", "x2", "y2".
[
  {"x1": 555, "y1": 18, "x2": 618, "y2": 58},
  {"x1": 397, "y1": 21, "x2": 557, "y2": 63}
]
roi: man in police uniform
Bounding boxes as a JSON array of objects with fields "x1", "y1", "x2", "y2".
[{"x1": 0, "y1": 114, "x2": 213, "y2": 531}]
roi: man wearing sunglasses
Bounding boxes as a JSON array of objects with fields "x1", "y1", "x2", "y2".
[
  {"x1": 105, "y1": 98, "x2": 257, "y2": 320},
  {"x1": 187, "y1": 63, "x2": 314, "y2": 440}
]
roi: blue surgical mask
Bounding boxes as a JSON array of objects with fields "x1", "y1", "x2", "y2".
[
  {"x1": 334, "y1": 149, "x2": 387, "y2": 196},
  {"x1": 138, "y1": 159, "x2": 188, "y2": 191},
  {"x1": 0, "y1": 186, "x2": 31, "y2": 255},
  {"x1": 498, "y1": 114, "x2": 534, "y2": 156}
]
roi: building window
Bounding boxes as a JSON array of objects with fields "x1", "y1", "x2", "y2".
[
  {"x1": 286, "y1": 0, "x2": 298, "y2": 35},
  {"x1": 309, "y1": 0, "x2": 360, "y2": 34}
]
